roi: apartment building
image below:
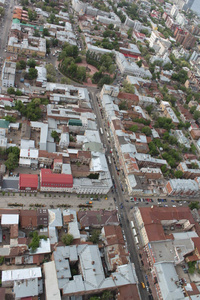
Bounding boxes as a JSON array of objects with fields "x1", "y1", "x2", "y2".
[{"x1": 1, "y1": 60, "x2": 16, "y2": 88}]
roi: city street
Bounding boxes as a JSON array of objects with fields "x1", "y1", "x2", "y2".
[
  {"x1": 89, "y1": 87, "x2": 149, "y2": 300},
  {"x1": 0, "y1": 0, "x2": 14, "y2": 56}
]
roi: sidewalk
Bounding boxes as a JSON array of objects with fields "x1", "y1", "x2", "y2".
[{"x1": 139, "y1": 248, "x2": 158, "y2": 300}]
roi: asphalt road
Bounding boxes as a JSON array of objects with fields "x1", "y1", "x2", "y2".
[
  {"x1": 0, "y1": 0, "x2": 14, "y2": 55},
  {"x1": 89, "y1": 88, "x2": 149, "y2": 300}
]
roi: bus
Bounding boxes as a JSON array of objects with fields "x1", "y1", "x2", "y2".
[
  {"x1": 100, "y1": 128, "x2": 103, "y2": 135},
  {"x1": 132, "y1": 228, "x2": 137, "y2": 236},
  {"x1": 135, "y1": 236, "x2": 139, "y2": 244}
]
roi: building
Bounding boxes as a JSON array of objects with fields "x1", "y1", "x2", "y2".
[
  {"x1": 133, "y1": 206, "x2": 196, "y2": 246},
  {"x1": 116, "y1": 52, "x2": 152, "y2": 78},
  {"x1": 101, "y1": 225, "x2": 129, "y2": 271},
  {"x1": 19, "y1": 174, "x2": 38, "y2": 191},
  {"x1": 78, "y1": 210, "x2": 119, "y2": 228},
  {"x1": 183, "y1": 0, "x2": 195, "y2": 10},
  {"x1": 2, "y1": 267, "x2": 43, "y2": 299},
  {"x1": 174, "y1": 130, "x2": 190, "y2": 148},
  {"x1": 51, "y1": 244, "x2": 139, "y2": 298},
  {"x1": 165, "y1": 179, "x2": 199, "y2": 196},
  {"x1": 182, "y1": 32, "x2": 197, "y2": 50},
  {"x1": 177, "y1": 160, "x2": 200, "y2": 179},
  {"x1": 1, "y1": 60, "x2": 16, "y2": 88},
  {"x1": 44, "y1": 261, "x2": 61, "y2": 300},
  {"x1": 40, "y1": 169, "x2": 73, "y2": 192},
  {"x1": 160, "y1": 101, "x2": 179, "y2": 125},
  {"x1": 8, "y1": 36, "x2": 46, "y2": 57},
  {"x1": 19, "y1": 210, "x2": 37, "y2": 229}
]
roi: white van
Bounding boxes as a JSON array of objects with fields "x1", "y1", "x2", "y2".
[{"x1": 131, "y1": 221, "x2": 134, "y2": 228}]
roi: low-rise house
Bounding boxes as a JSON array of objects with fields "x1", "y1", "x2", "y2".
[
  {"x1": 19, "y1": 174, "x2": 38, "y2": 191},
  {"x1": 40, "y1": 169, "x2": 73, "y2": 192},
  {"x1": 2, "y1": 267, "x2": 43, "y2": 299},
  {"x1": 78, "y1": 210, "x2": 119, "y2": 229},
  {"x1": 101, "y1": 225, "x2": 129, "y2": 271}
]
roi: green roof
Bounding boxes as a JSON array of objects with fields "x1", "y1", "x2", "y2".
[
  {"x1": 20, "y1": 23, "x2": 44, "y2": 31},
  {"x1": 13, "y1": 18, "x2": 20, "y2": 24},
  {"x1": 68, "y1": 119, "x2": 82, "y2": 126},
  {"x1": 0, "y1": 120, "x2": 9, "y2": 128}
]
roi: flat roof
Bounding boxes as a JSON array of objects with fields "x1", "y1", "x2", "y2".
[
  {"x1": 2, "y1": 267, "x2": 41, "y2": 282},
  {"x1": 1, "y1": 214, "x2": 19, "y2": 225},
  {"x1": 44, "y1": 261, "x2": 61, "y2": 300}
]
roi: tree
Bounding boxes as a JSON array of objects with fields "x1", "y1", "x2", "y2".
[
  {"x1": 7, "y1": 87, "x2": 15, "y2": 94},
  {"x1": 119, "y1": 101, "x2": 128, "y2": 111},
  {"x1": 27, "y1": 59, "x2": 37, "y2": 68},
  {"x1": 163, "y1": 62, "x2": 173, "y2": 71},
  {"x1": 129, "y1": 125, "x2": 138, "y2": 132},
  {"x1": 62, "y1": 233, "x2": 74, "y2": 245},
  {"x1": 3, "y1": 116, "x2": 16, "y2": 123},
  {"x1": 28, "y1": 68, "x2": 38, "y2": 80},
  {"x1": 174, "y1": 170, "x2": 183, "y2": 178},
  {"x1": 43, "y1": 28, "x2": 50, "y2": 36},
  {"x1": 29, "y1": 231, "x2": 47, "y2": 251},
  {"x1": 33, "y1": 29, "x2": 40, "y2": 37},
  {"x1": 28, "y1": 9, "x2": 37, "y2": 21},
  {"x1": 189, "y1": 202, "x2": 199, "y2": 210},
  {"x1": 136, "y1": 60, "x2": 143, "y2": 68},
  {"x1": 122, "y1": 80, "x2": 135, "y2": 94},
  {"x1": 142, "y1": 126, "x2": 151, "y2": 136},
  {"x1": 102, "y1": 291, "x2": 113, "y2": 300},
  {"x1": 51, "y1": 38, "x2": 58, "y2": 47},
  {"x1": 89, "y1": 230, "x2": 100, "y2": 244},
  {"x1": 146, "y1": 105, "x2": 153, "y2": 115},
  {"x1": 194, "y1": 111, "x2": 200, "y2": 121},
  {"x1": 5, "y1": 153, "x2": 18, "y2": 171},
  {"x1": 0, "y1": 7, "x2": 5, "y2": 16},
  {"x1": 19, "y1": 60, "x2": 26, "y2": 69},
  {"x1": 51, "y1": 130, "x2": 59, "y2": 142},
  {"x1": 108, "y1": 23, "x2": 114, "y2": 30},
  {"x1": 127, "y1": 28, "x2": 133, "y2": 39}
]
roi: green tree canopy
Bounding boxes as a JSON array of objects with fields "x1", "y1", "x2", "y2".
[
  {"x1": 122, "y1": 80, "x2": 135, "y2": 94},
  {"x1": 174, "y1": 170, "x2": 183, "y2": 178},
  {"x1": 189, "y1": 202, "x2": 199, "y2": 210},
  {"x1": 89, "y1": 230, "x2": 100, "y2": 244},
  {"x1": 27, "y1": 59, "x2": 37, "y2": 68},
  {"x1": 62, "y1": 233, "x2": 74, "y2": 245},
  {"x1": 142, "y1": 126, "x2": 151, "y2": 136}
]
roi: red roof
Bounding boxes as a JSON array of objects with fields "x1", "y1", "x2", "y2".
[
  {"x1": 40, "y1": 169, "x2": 73, "y2": 186},
  {"x1": 139, "y1": 207, "x2": 195, "y2": 242},
  {"x1": 19, "y1": 174, "x2": 38, "y2": 189},
  {"x1": 0, "y1": 97, "x2": 13, "y2": 102}
]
